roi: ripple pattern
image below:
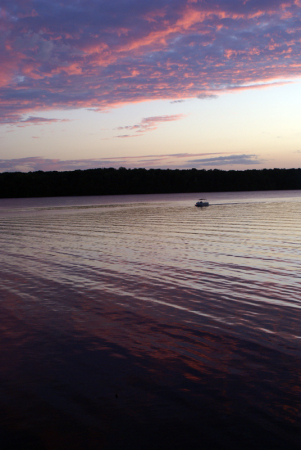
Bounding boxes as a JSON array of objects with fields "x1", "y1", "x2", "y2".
[{"x1": 0, "y1": 191, "x2": 300, "y2": 449}]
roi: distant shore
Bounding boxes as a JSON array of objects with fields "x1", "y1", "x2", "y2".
[{"x1": 0, "y1": 167, "x2": 300, "y2": 199}]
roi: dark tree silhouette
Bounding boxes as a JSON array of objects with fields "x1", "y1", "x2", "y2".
[{"x1": 0, "y1": 167, "x2": 300, "y2": 198}]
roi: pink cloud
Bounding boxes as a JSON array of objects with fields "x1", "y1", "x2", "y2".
[
  {"x1": 116, "y1": 114, "x2": 186, "y2": 137},
  {"x1": 0, "y1": 0, "x2": 301, "y2": 122}
]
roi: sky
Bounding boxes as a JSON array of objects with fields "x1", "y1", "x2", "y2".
[{"x1": 0, "y1": 0, "x2": 301, "y2": 172}]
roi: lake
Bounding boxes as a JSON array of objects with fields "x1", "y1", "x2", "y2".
[{"x1": 0, "y1": 191, "x2": 300, "y2": 449}]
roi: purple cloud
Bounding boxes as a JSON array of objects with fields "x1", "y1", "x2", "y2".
[
  {"x1": 0, "y1": 1, "x2": 301, "y2": 122},
  {"x1": 0, "y1": 114, "x2": 70, "y2": 126},
  {"x1": 190, "y1": 154, "x2": 262, "y2": 166},
  {"x1": 197, "y1": 94, "x2": 218, "y2": 100},
  {"x1": 0, "y1": 152, "x2": 261, "y2": 172},
  {"x1": 116, "y1": 134, "x2": 139, "y2": 138}
]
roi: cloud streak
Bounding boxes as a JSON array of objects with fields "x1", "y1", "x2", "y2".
[
  {"x1": 116, "y1": 114, "x2": 185, "y2": 137},
  {"x1": 0, "y1": 114, "x2": 70, "y2": 126},
  {"x1": 0, "y1": 1, "x2": 301, "y2": 122},
  {"x1": 190, "y1": 154, "x2": 262, "y2": 166},
  {"x1": 0, "y1": 153, "x2": 262, "y2": 172}
]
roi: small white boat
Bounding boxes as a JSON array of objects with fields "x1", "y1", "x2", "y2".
[{"x1": 195, "y1": 198, "x2": 209, "y2": 207}]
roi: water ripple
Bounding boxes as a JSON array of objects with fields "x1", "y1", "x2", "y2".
[{"x1": 0, "y1": 191, "x2": 300, "y2": 449}]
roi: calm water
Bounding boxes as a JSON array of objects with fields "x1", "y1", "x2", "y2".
[{"x1": 0, "y1": 191, "x2": 300, "y2": 449}]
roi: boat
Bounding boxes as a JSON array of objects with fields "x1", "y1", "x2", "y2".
[{"x1": 195, "y1": 198, "x2": 209, "y2": 207}]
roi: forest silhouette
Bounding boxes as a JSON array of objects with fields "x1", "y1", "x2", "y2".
[{"x1": 0, "y1": 167, "x2": 300, "y2": 198}]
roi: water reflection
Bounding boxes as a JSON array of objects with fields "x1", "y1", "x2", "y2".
[{"x1": 0, "y1": 192, "x2": 300, "y2": 449}]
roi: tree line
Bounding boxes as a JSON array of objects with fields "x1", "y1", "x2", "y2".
[{"x1": 0, "y1": 167, "x2": 300, "y2": 198}]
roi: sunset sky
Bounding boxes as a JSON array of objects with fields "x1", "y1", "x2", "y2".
[{"x1": 0, "y1": 0, "x2": 301, "y2": 172}]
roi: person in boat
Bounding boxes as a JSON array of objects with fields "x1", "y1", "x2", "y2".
[{"x1": 195, "y1": 198, "x2": 209, "y2": 207}]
